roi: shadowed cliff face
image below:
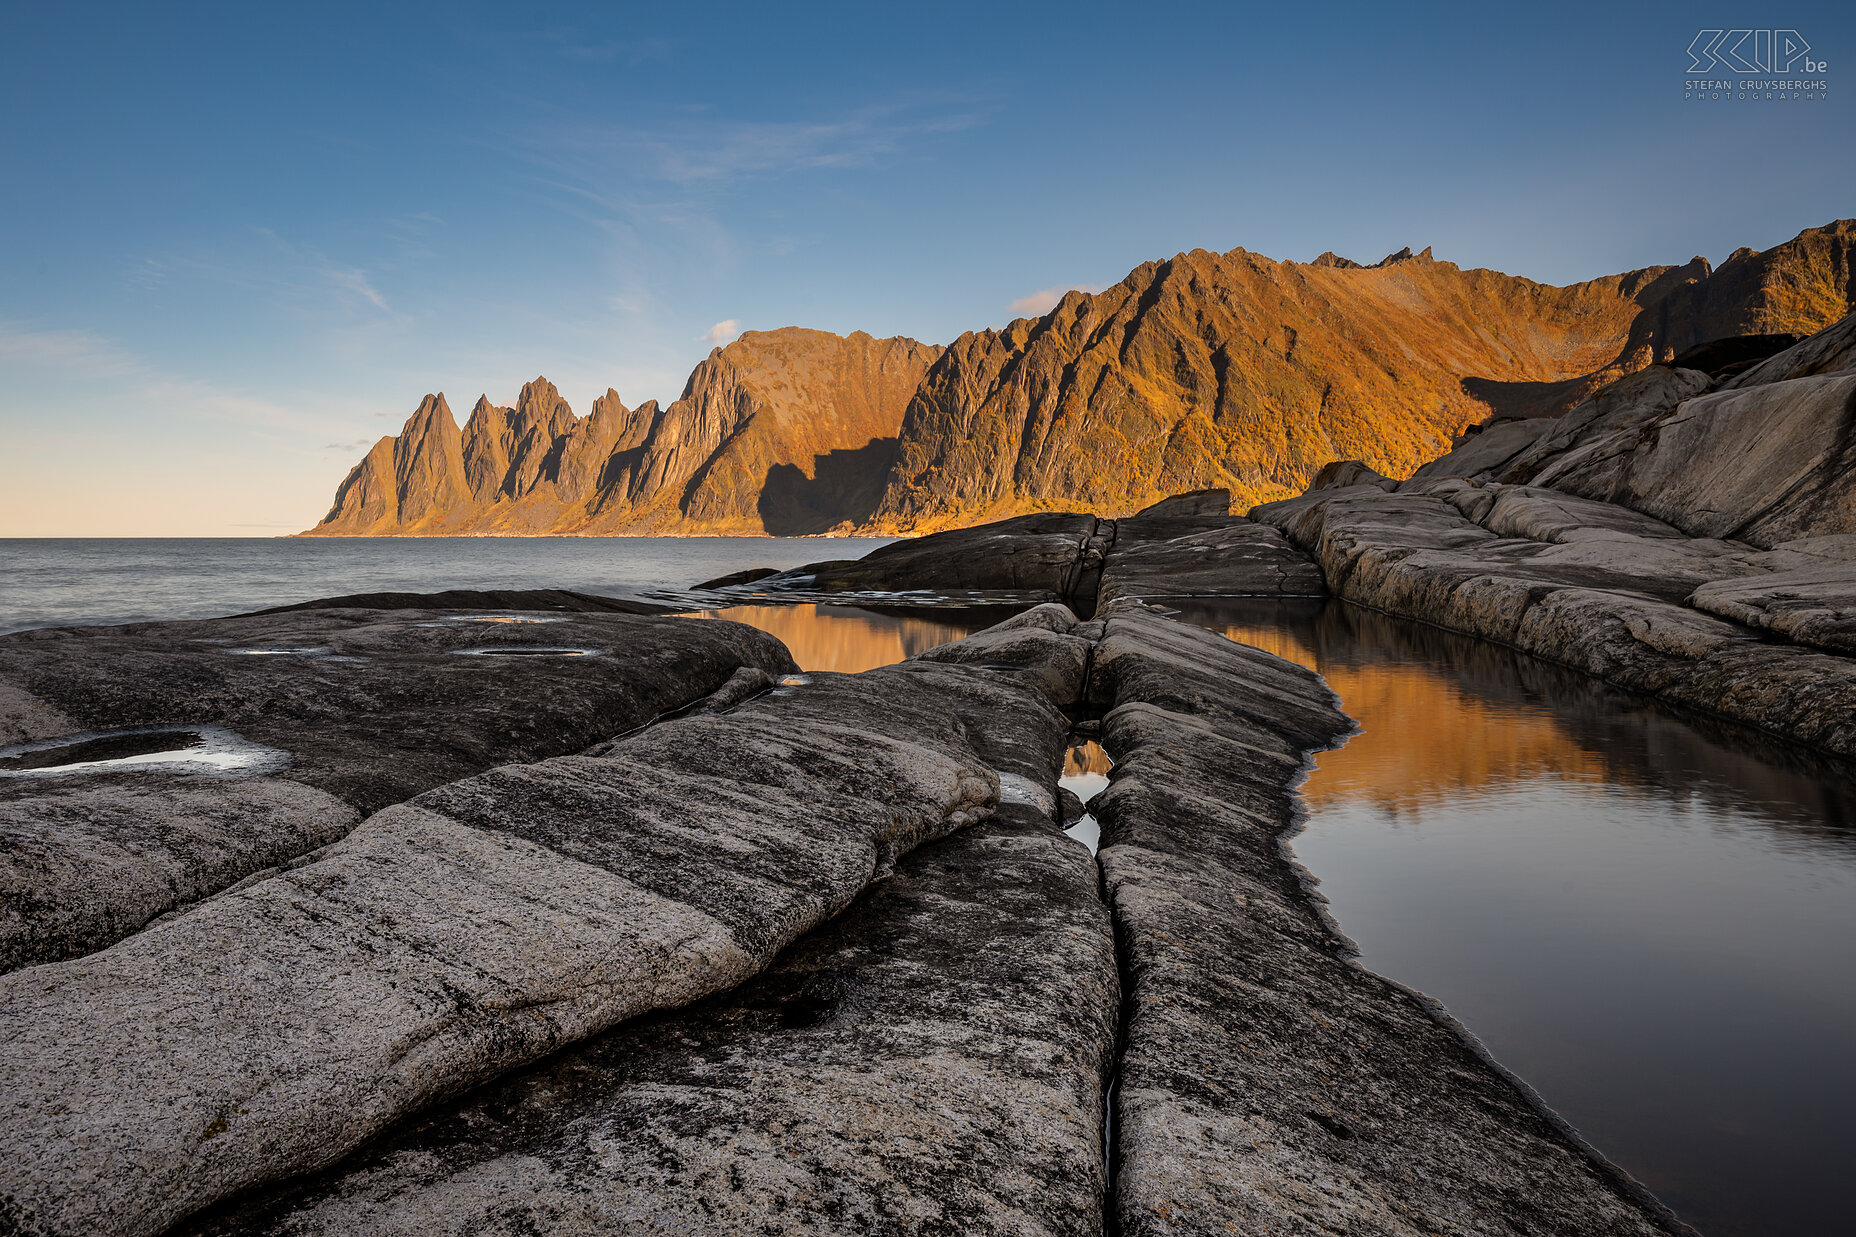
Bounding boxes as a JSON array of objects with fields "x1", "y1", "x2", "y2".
[
  {"x1": 866, "y1": 222, "x2": 1856, "y2": 532},
  {"x1": 304, "y1": 329, "x2": 941, "y2": 536}
]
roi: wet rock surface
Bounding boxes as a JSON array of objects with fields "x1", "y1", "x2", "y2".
[
  {"x1": 180, "y1": 606, "x2": 1117, "y2": 1237},
  {"x1": 0, "y1": 631, "x2": 1012, "y2": 1237},
  {"x1": 1087, "y1": 604, "x2": 1684, "y2": 1235},
  {"x1": 0, "y1": 604, "x2": 796, "y2": 972}
]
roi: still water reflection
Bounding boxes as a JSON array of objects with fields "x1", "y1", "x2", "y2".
[
  {"x1": 1167, "y1": 599, "x2": 1856, "y2": 1237},
  {"x1": 683, "y1": 598, "x2": 1853, "y2": 1236},
  {"x1": 690, "y1": 604, "x2": 995, "y2": 674},
  {"x1": 1061, "y1": 740, "x2": 1112, "y2": 853}
]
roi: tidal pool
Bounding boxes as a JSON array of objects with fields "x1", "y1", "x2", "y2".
[
  {"x1": 679, "y1": 597, "x2": 1853, "y2": 1235},
  {"x1": 1168, "y1": 598, "x2": 1856, "y2": 1237},
  {"x1": 690, "y1": 603, "x2": 996, "y2": 674}
]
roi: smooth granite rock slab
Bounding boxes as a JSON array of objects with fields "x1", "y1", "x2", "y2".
[
  {"x1": 1547, "y1": 373, "x2": 1856, "y2": 547},
  {"x1": 249, "y1": 588, "x2": 681, "y2": 617},
  {"x1": 0, "y1": 660, "x2": 999, "y2": 1237},
  {"x1": 175, "y1": 621, "x2": 1117, "y2": 1237},
  {"x1": 1097, "y1": 522, "x2": 1325, "y2": 604},
  {"x1": 0, "y1": 605, "x2": 795, "y2": 815},
  {"x1": 1089, "y1": 608, "x2": 1684, "y2": 1236},
  {"x1": 0, "y1": 777, "x2": 360, "y2": 976},
  {"x1": 0, "y1": 606, "x2": 795, "y2": 972},
  {"x1": 1254, "y1": 487, "x2": 1856, "y2": 756},
  {"x1": 1408, "y1": 315, "x2": 1856, "y2": 549}
]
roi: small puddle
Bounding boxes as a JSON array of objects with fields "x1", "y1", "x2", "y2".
[
  {"x1": 419, "y1": 614, "x2": 569, "y2": 627},
  {"x1": 1060, "y1": 739, "x2": 1112, "y2": 854},
  {"x1": 451, "y1": 647, "x2": 602, "y2": 658},
  {"x1": 0, "y1": 725, "x2": 290, "y2": 778},
  {"x1": 771, "y1": 674, "x2": 812, "y2": 697},
  {"x1": 219, "y1": 646, "x2": 370, "y2": 662}
]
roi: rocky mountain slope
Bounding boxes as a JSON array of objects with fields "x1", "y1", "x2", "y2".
[
  {"x1": 870, "y1": 220, "x2": 1855, "y2": 531},
  {"x1": 306, "y1": 221, "x2": 1854, "y2": 536},
  {"x1": 305, "y1": 329, "x2": 940, "y2": 536}
]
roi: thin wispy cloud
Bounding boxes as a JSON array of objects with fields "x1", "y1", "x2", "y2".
[
  {"x1": 0, "y1": 324, "x2": 143, "y2": 376},
  {"x1": 1008, "y1": 284, "x2": 1105, "y2": 318},
  {"x1": 510, "y1": 98, "x2": 989, "y2": 205},
  {"x1": 703, "y1": 319, "x2": 740, "y2": 345},
  {"x1": 134, "y1": 231, "x2": 401, "y2": 320},
  {"x1": 0, "y1": 322, "x2": 334, "y2": 436},
  {"x1": 320, "y1": 263, "x2": 390, "y2": 310}
]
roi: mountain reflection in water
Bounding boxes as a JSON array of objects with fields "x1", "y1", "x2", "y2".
[
  {"x1": 1168, "y1": 598, "x2": 1856, "y2": 1237},
  {"x1": 690, "y1": 603, "x2": 994, "y2": 674},
  {"x1": 683, "y1": 597, "x2": 1851, "y2": 1237}
]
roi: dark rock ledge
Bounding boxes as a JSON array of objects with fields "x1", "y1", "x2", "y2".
[
  {"x1": 697, "y1": 490, "x2": 1323, "y2": 616},
  {"x1": 0, "y1": 604, "x2": 795, "y2": 973}
]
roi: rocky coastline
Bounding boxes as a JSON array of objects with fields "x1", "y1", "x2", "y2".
[
  {"x1": 6, "y1": 312, "x2": 1855, "y2": 1233},
  {"x1": 3, "y1": 594, "x2": 1689, "y2": 1236}
]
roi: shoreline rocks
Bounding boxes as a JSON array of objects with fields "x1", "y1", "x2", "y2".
[
  {"x1": 714, "y1": 491, "x2": 1325, "y2": 617},
  {"x1": 0, "y1": 628, "x2": 1012, "y2": 1236},
  {"x1": 0, "y1": 603, "x2": 796, "y2": 973},
  {"x1": 1254, "y1": 316, "x2": 1856, "y2": 759},
  {"x1": 178, "y1": 605, "x2": 1118, "y2": 1237},
  {"x1": 0, "y1": 585, "x2": 1736, "y2": 1236},
  {"x1": 1086, "y1": 603, "x2": 1686, "y2": 1235}
]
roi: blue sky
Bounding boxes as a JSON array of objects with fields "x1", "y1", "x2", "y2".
[{"x1": 3, "y1": 0, "x2": 1852, "y2": 534}]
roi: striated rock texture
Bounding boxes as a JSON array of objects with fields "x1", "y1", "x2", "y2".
[
  {"x1": 0, "y1": 638, "x2": 1005, "y2": 1237},
  {"x1": 306, "y1": 328, "x2": 941, "y2": 536},
  {"x1": 0, "y1": 603, "x2": 794, "y2": 973},
  {"x1": 179, "y1": 606, "x2": 1119, "y2": 1237},
  {"x1": 1085, "y1": 604, "x2": 1685, "y2": 1235},
  {"x1": 867, "y1": 222, "x2": 1856, "y2": 531}
]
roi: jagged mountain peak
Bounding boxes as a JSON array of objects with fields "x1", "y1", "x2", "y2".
[
  {"x1": 306, "y1": 329, "x2": 941, "y2": 537},
  {"x1": 307, "y1": 221, "x2": 1856, "y2": 538}
]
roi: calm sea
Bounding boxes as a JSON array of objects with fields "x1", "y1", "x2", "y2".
[{"x1": 0, "y1": 537, "x2": 894, "y2": 635}]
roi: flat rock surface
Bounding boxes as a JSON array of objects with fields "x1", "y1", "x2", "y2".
[
  {"x1": 1087, "y1": 605, "x2": 1683, "y2": 1235},
  {"x1": 181, "y1": 617, "x2": 1116, "y2": 1237},
  {"x1": 0, "y1": 643, "x2": 1007, "y2": 1237},
  {"x1": 0, "y1": 605, "x2": 795, "y2": 971},
  {"x1": 1691, "y1": 566, "x2": 1856, "y2": 654}
]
